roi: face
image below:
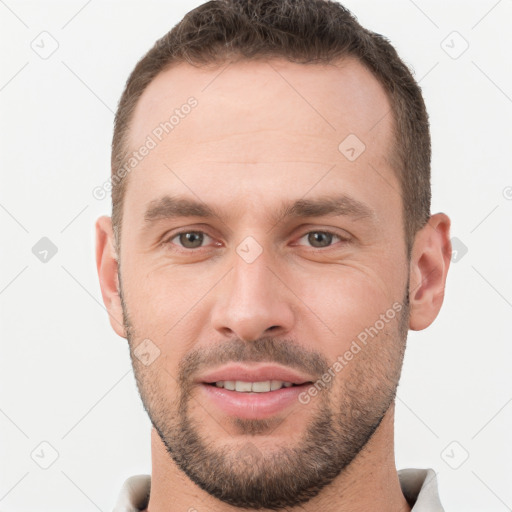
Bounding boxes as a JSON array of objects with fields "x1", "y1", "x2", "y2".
[{"x1": 112, "y1": 57, "x2": 413, "y2": 508}]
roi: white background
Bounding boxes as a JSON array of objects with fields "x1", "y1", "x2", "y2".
[{"x1": 0, "y1": 0, "x2": 511, "y2": 510}]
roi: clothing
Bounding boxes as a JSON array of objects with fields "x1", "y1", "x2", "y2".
[
  {"x1": 398, "y1": 468, "x2": 445, "y2": 511},
  {"x1": 113, "y1": 468, "x2": 444, "y2": 511}
]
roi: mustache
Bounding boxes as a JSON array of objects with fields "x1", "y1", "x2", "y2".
[{"x1": 177, "y1": 337, "x2": 330, "y2": 387}]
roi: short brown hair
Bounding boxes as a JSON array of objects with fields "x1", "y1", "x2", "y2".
[{"x1": 111, "y1": 0, "x2": 431, "y2": 255}]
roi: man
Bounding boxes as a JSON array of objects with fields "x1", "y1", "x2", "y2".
[{"x1": 96, "y1": 0, "x2": 451, "y2": 510}]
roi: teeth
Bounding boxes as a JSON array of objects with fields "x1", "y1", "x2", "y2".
[
  {"x1": 235, "y1": 381, "x2": 253, "y2": 392},
  {"x1": 224, "y1": 381, "x2": 236, "y2": 391},
  {"x1": 251, "y1": 381, "x2": 271, "y2": 392},
  {"x1": 270, "y1": 380, "x2": 282, "y2": 391},
  {"x1": 213, "y1": 380, "x2": 296, "y2": 392}
]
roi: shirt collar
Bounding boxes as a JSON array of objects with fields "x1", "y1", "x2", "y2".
[
  {"x1": 114, "y1": 468, "x2": 444, "y2": 511},
  {"x1": 398, "y1": 468, "x2": 445, "y2": 511}
]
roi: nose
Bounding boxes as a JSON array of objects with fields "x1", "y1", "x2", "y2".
[{"x1": 210, "y1": 248, "x2": 295, "y2": 342}]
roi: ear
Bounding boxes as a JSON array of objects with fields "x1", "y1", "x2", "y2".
[
  {"x1": 408, "y1": 213, "x2": 452, "y2": 331},
  {"x1": 95, "y1": 216, "x2": 126, "y2": 338}
]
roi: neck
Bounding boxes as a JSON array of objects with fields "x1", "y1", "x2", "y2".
[{"x1": 146, "y1": 402, "x2": 411, "y2": 512}]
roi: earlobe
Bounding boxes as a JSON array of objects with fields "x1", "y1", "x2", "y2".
[
  {"x1": 95, "y1": 216, "x2": 127, "y2": 338},
  {"x1": 408, "y1": 213, "x2": 452, "y2": 331}
]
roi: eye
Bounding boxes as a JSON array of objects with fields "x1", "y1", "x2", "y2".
[
  {"x1": 296, "y1": 230, "x2": 347, "y2": 249},
  {"x1": 163, "y1": 229, "x2": 349, "y2": 252},
  {"x1": 166, "y1": 231, "x2": 214, "y2": 249}
]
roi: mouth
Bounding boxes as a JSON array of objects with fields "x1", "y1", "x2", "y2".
[
  {"x1": 205, "y1": 380, "x2": 304, "y2": 392},
  {"x1": 196, "y1": 364, "x2": 314, "y2": 419}
]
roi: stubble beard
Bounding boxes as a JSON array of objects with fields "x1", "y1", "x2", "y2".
[{"x1": 120, "y1": 275, "x2": 410, "y2": 509}]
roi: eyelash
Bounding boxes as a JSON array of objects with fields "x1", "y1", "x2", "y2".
[{"x1": 163, "y1": 229, "x2": 349, "y2": 252}]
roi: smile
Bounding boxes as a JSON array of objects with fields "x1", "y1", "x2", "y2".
[{"x1": 209, "y1": 380, "x2": 299, "y2": 392}]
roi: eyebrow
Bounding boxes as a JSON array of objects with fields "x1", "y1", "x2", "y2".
[{"x1": 143, "y1": 194, "x2": 375, "y2": 226}]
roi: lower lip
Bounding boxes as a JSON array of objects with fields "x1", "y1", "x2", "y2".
[{"x1": 199, "y1": 383, "x2": 310, "y2": 419}]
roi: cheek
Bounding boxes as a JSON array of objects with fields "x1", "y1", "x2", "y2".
[
  {"x1": 133, "y1": 354, "x2": 182, "y2": 416},
  {"x1": 122, "y1": 260, "x2": 213, "y2": 335},
  {"x1": 286, "y1": 264, "x2": 402, "y2": 353}
]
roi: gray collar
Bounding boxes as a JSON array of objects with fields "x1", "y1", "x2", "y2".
[{"x1": 114, "y1": 467, "x2": 444, "y2": 511}]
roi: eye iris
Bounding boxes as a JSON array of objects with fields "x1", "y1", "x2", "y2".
[
  {"x1": 308, "y1": 232, "x2": 332, "y2": 248},
  {"x1": 180, "y1": 232, "x2": 204, "y2": 248}
]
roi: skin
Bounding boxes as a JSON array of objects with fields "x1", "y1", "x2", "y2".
[{"x1": 96, "y1": 57, "x2": 451, "y2": 511}]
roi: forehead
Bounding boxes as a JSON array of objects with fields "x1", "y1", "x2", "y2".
[{"x1": 126, "y1": 57, "x2": 394, "y2": 167}]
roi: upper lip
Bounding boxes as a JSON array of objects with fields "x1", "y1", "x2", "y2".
[{"x1": 197, "y1": 363, "x2": 314, "y2": 385}]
